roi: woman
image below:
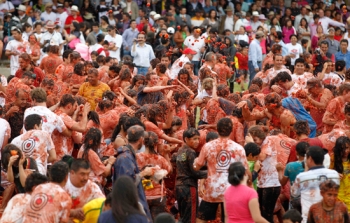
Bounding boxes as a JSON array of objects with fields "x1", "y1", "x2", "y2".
[
  {"x1": 177, "y1": 68, "x2": 197, "y2": 94},
  {"x1": 298, "y1": 18, "x2": 311, "y2": 42},
  {"x1": 98, "y1": 176, "x2": 148, "y2": 223},
  {"x1": 128, "y1": 75, "x2": 145, "y2": 91},
  {"x1": 201, "y1": 9, "x2": 219, "y2": 30},
  {"x1": 184, "y1": 62, "x2": 198, "y2": 86},
  {"x1": 78, "y1": 128, "x2": 116, "y2": 186},
  {"x1": 33, "y1": 22, "x2": 43, "y2": 44},
  {"x1": 136, "y1": 132, "x2": 172, "y2": 220},
  {"x1": 63, "y1": 21, "x2": 81, "y2": 50},
  {"x1": 81, "y1": 0, "x2": 98, "y2": 22},
  {"x1": 111, "y1": 0, "x2": 124, "y2": 21},
  {"x1": 234, "y1": 26, "x2": 249, "y2": 43},
  {"x1": 282, "y1": 18, "x2": 296, "y2": 44},
  {"x1": 111, "y1": 115, "x2": 129, "y2": 149},
  {"x1": 331, "y1": 136, "x2": 350, "y2": 211},
  {"x1": 28, "y1": 34, "x2": 41, "y2": 65},
  {"x1": 107, "y1": 10, "x2": 116, "y2": 27},
  {"x1": 224, "y1": 162, "x2": 268, "y2": 223},
  {"x1": 311, "y1": 25, "x2": 325, "y2": 51},
  {"x1": 268, "y1": 17, "x2": 281, "y2": 32},
  {"x1": 96, "y1": 99, "x2": 121, "y2": 141},
  {"x1": 100, "y1": 16, "x2": 109, "y2": 34},
  {"x1": 286, "y1": 34, "x2": 303, "y2": 66},
  {"x1": 70, "y1": 62, "x2": 88, "y2": 94}
]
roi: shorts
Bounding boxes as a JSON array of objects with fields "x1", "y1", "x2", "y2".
[
  {"x1": 197, "y1": 200, "x2": 224, "y2": 221},
  {"x1": 236, "y1": 69, "x2": 248, "y2": 79}
]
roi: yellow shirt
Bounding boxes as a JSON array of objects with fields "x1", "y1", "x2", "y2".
[
  {"x1": 338, "y1": 160, "x2": 350, "y2": 211},
  {"x1": 78, "y1": 82, "x2": 110, "y2": 111},
  {"x1": 74, "y1": 197, "x2": 106, "y2": 223}
]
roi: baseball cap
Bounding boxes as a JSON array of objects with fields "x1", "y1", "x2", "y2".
[
  {"x1": 167, "y1": 27, "x2": 175, "y2": 34},
  {"x1": 183, "y1": 48, "x2": 197, "y2": 55},
  {"x1": 255, "y1": 31, "x2": 265, "y2": 38}
]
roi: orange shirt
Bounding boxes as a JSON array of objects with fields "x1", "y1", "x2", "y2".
[
  {"x1": 40, "y1": 54, "x2": 63, "y2": 77},
  {"x1": 323, "y1": 97, "x2": 345, "y2": 134},
  {"x1": 77, "y1": 148, "x2": 106, "y2": 184},
  {"x1": 77, "y1": 82, "x2": 111, "y2": 111},
  {"x1": 213, "y1": 62, "x2": 230, "y2": 85},
  {"x1": 227, "y1": 116, "x2": 244, "y2": 145},
  {"x1": 55, "y1": 63, "x2": 74, "y2": 82}
]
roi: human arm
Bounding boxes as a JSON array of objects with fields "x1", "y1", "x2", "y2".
[
  {"x1": 248, "y1": 198, "x2": 269, "y2": 223},
  {"x1": 237, "y1": 101, "x2": 266, "y2": 121},
  {"x1": 47, "y1": 148, "x2": 57, "y2": 163},
  {"x1": 6, "y1": 155, "x2": 19, "y2": 183},
  {"x1": 160, "y1": 133, "x2": 183, "y2": 144},
  {"x1": 142, "y1": 85, "x2": 179, "y2": 93},
  {"x1": 102, "y1": 156, "x2": 116, "y2": 177},
  {"x1": 119, "y1": 87, "x2": 137, "y2": 105},
  {"x1": 70, "y1": 103, "x2": 91, "y2": 132},
  {"x1": 18, "y1": 155, "x2": 29, "y2": 187},
  {"x1": 276, "y1": 163, "x2": 289, "y2": 186}
]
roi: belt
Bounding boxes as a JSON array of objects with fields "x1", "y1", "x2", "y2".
[{"x1": 136, "y1": 66, "x2": 148, "y2": 68}]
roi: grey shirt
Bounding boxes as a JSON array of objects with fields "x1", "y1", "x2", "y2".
[{"x1": 325, "y1": 38, "x2": 340, "y2": 55}]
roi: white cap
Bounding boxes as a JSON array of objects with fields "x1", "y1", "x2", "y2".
[
  {"x1": 167, "y1": 27, "x2": 175, "y2": 34},
  {"x1": 150, "y1": 11, "x2": 156, "y2": 16},
  {"x1": 71, "y1": 5, "x2": 79, "y2": 12},
  {"x1": 154, "y1": 14, "x2": 161, "y2": 20}
]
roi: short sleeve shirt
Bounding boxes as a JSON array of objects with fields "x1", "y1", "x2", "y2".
[{"x1": 1, "y1": 193, "x2": 31, "y2": 223}]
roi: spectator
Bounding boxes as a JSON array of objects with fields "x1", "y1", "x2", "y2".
[
  {"x1": 325, "y1": 27, "x2": 340, "y2": 55},
  {"x1": 104, "y1": 25, "x2": 123, "y2": 61},
  {"x1": 335, "y1": 39, "x2": 350, "y2": 69},
  {"x1": 123, "y1": 0, "x2": 139, "y2": 20},
  {"x1": 131, "y1": 32, "x2": 156, "y2": 75},
  {"x1": 40, "y1": 2, "x2": 56, "y2": 23},
  {"x1": 122, "y1": 20, "x2": 139, "y2": 56},
  {"x1": 248, "y1": 31, "x2": 264, "y2": 85},
  {"x1": 64, "y1": 5, "x2": 83, "y2": 34},
  {"x1": 176, "y1": 6, "x2": 192, "y2": 27}
]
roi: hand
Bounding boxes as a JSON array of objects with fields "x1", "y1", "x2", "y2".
[
  {"x1": 339, "y1": 173, "x2": 344, "y2": 180},
  {"x1": 323, "y1": 62, "x2": 328, "y2": 70},
  {"x1": 271, "y1": 85, "x2": 282, "y2": 94},
  {"x1": 8, "y1": 155, "x2": 19, "y2": 167},
  {"x1": 141, "y1": 166, "x2": 156, "y2": 178},
  {"x1": 83, "y1": 103, "x2": 91, "y2": 114},
  {"x1": 254, "y1": 67, "x2": 259, "y2": 72},
  {"x1": 7, "y1": 106, "x2": 20, "y2": 116},
  {"x1": 276, "y1": 162, "x2": 284, "y2": 172},
  {"x1": 70, "y1": 209, "x2": 85, "y2": 221},
  {"x1": 140, "y1": 114, "x2": 147, "y2": 123},
  {"x1": 107, "y1": 156, "x2": 116, "y2": 165},
  {"x1": 19, "y1": 155, "x2": 26, "y2": 166},
  {"x1": 254, "y1": 160, "x2": 262, "y2": 172}
]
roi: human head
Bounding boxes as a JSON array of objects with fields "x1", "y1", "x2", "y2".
[
  {"x1": 264, "y1": 92, "x2": 282, "y2": 111},
  {"x1": 183, "y1": 128, "x2": 200, "y2": 149},
  {"x1": 15, "y1": 89, "x2": 29, "y2": 108},
  {"x1": 333, "y1": 136, "x2": 350, "y2": 174},
  {"x1": 244, "y1": 142, "x2": 260, "y2": 161},
  {"x1": 228, "y1": 162, "x2": 246, "y2": 186},
  {"x1": 306, "y1": 146, "x2": 325, "y2": 167},
  {"x1": 144, "y1": 131, "x2": 158, "y2": 154},
  {"x1": 11, "y1": 27, "x2": 22, "y2": 41},
  {"x1": 273, "y1": 54, "x2": 283, "y2": 69},
  {"x1": 306, "y1": 78, "x2": 323, "y2": 96},
  {"x1": 30, "y1": 88, "x2": 47, "y2": 103},
  {"x1": 339, "y1": 83, "x2": 350, "y2": 102},
  {"x1": 340, "y1": 39, "x2": 349, "y2": 53},
  {"x1": 87, "y1": 68, "x2": 99, "y2": 86},
  {"x1": 293, "y1": 120, "x2": 310, "y2": 136},
  {"x1": 24, "y1": 172, "x2": 48, "y2": 193},
  {"x1": 248, "y1": 125, "x2": 267, "y2": 146},
  {"x1": 282, "y1": 209, "x2": 303, "y2": 223},
  {"x1": 70, "y1": 159, "x2": 91, "y2": 188},
  {"x1": 19, "y1": 53, "x2": 32, "y2": 69},
  {"x1": 319, "y1": 180, "x2": 340, "y2": 209},
  {"x1": 320, "y1": 41, "x2": 329, "y2": 54},
  {"x1": 296, "y1": 142, "x2": 308, "y2": 158},
  {"x1": 217, "y1": 118, "x2": 233, "y2": 137},
  {"x1": 294, "y1": 58, "x2": 306, "y2": 75},
  {"x1": 24, "y1": 114, "x2": 42, "y2": 131},
  {"x1": 21, "y1": 71, "x2": 36, "y2": 86},
  {"x1": 154, "y1": 213, "x2": 176, "y2": 223},
  {"x1": 206, "y1": 131, "x2": 219, "y2": 142},
  {"x1": 59, "y1": 94, "x2": 78, "y2": 116},
  {"x1": 137, "y1": 32, "x2": 146, "y2": 44},
  {"x1": 275, "y1": 71, "x2": 292, "y2": 90},
  {"x1": 49, "y1": 161, "x2": 69, "y2": 185},
  {"x1": 127, "y1": 125, "x2": 145, "y2": 150}
]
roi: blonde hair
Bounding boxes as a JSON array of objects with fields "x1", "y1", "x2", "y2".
[{"x1": 202, "y1": 78, "x2": 214, "y2": 91}]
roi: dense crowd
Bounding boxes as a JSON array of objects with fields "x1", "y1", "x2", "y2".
[{"x1": 1, "y1": 0, "x2": 350, "y2": 223}]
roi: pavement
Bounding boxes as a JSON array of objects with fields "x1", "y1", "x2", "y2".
[{"x1": 0, "y1": 63, "x2": 10, "y2": 78}]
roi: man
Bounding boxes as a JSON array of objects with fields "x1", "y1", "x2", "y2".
[
  {"x1": 312, "y1": 41, "x2": 335, "y2": 75},
  {"x1": 260, "y1": 54, "x2": 292, "y2": 86},
  {"x1": 169, "y1": 48, "x2": 197, "y2": 79},
  {"x1": 5, "y1": 71, "x2": 35, "y2": 105},
  {"x1": 199, "y1": 52, "x2": 218, "y2": 84},
  {"x1": 11, "y1": 114, "x2": 56, "y2": 175},
  {"x1": 325, "y1": 27, "x2": 340, "y2": 55},
  {"x1": 136, "y1": 8, "x2": 154, "y2": 25},
  {"x1": 131, "y1": 32, "x2": 155, "y2": 75},
  {"x1": 52, "y1": 94, "x2": 90, "y2": 161},
  {"x1": 291, "y1": 58, "x2": 314, "y2": 88},
  {"x1": 55, "y1": 3, "x2": 68, "y2": 32},
  {"x1": 248, "y1": 31, "x2": 264, "y2": 85},
  {"x1": 273, "y1": 71, "x2": 302, "y2": 97},
  {"x1": 86, "y1": 22, "x2": 102, "y2": 46},
  {"x1": 219, "y1": 7, "x2": 234, "y2": 34},
  {"x1": 113, "y1": 125, "x2": 155, "y2": 220},
  {"x1": 121, "y1": 13, "x2": 131, "y2": 33},
  {"x1": 17, "y1": 4, "x2": 32, "y2": 26},
  {"x1": 15, "y1": 53, "x2": 45, "y2": 87},
  {"x1": 40, "y1": 45, "x2": 63, "y2": 77},
  {"x1": 183, "y1": 26, "x2": 205, "y2": 75},
  {"x1": 22, "y1": 162, "x2": 72, "y2": 223},
  {"x1": 64, "y1": 159, "x2": 105, "y2": 221},
  {"x1": 261, "y1": 1, "x2": 275, "y2": 16},
  {"x1": 318, "y1": 9, "x2": 345, "y2": 34},
  {"x1": 186, "y1": 0, "x2": 204, "y2": 17},
  {"x1": 250, "y1": 11, "x2": 262, "y2": 32},
  {"x1": 24, "y1": 88, "x2": 70, "y2": 136},
  {"x1": 40, "y1": 2, "x2": 56, "y2": 23},
  {"x1": 319, "y1": 59, "x2": 343, "y2": 87},
  {"x1": 335, "y1": 39, "x2": 350, "y2": 69},
  {"x1": 233, "y1": 12, "x2": 243, "y2": 34},
  {"x1": 290, "y1": 0, "x2": 300, "y2": 16},
  {"x1": 291, "y1": 146, "x2": 340, "y2": 223},
  {"x1": 104, "y1": 25, "x2": 122, "y2": 61},
  {"x1": 193, "y1": 118, "x2": 248, "y2": 223},
  {"x1": 5, "y1": 27, "x2": 30, "y2": 76},
  {"x1": 175, "y1": 6, "x2": 192, "y2": 27},
  {"x1": 322, "y1": 83, "x2": 350, "y2": 133},
  {"x1": 40, "y1": 21, "x2": 64, "y2": 55},
  {"x1": 294, "y1": 6, "x2": 310, "y2": 30},
  {"x1": 64, "y1": 5, "x2": 83, "y2": 34},
  {"x1": 4, "y1": 89, "x2": 30, "y2": 141},
  {"x1": 122, "y1": 20, "x2": 139, "y2": 56}
]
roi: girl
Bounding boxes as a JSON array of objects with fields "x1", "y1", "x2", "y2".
[
  {"x1": 298, "y1": 18, "x2": 311, "y2": 42},
  {"x1": 282, "y1": 18, "x2": 296, "y2": 44},
  {"x1": 235, "y1": 45, "x2": 249, "y2": 91}
]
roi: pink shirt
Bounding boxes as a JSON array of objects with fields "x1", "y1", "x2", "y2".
[
  {"x1": 282, "y1": 26, "x2": 297, "y2": 44},
  {"x1": 224, "y1": 184, "x2": 258, "y2": 223}
]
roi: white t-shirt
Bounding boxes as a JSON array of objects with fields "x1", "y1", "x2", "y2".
[
  {"x1": 40, "y1": 31, "x2": 64, "y2": 47},
  {"x1": 90, "y1": 43, "x2": 106, "y2": 56},
  {"x1": 224, "y1": 15, "x2": 234, "y2": 31},
  {"x1": 0, "y1": 75, "x2": 8, "y2": 106},
  {"x1": 55, "y1": 11, "x2": 68, "y2": 32},
  {"x1": 169, "y1": 54, "x2": 190, "y2": 79},
  {"x1": 40, "y1": 11, "x2": 57, "y2": 23},
  {"x1": 0, "y1": 1, "x2": 14, "y2": 19},
  {"x1": 183, "y1": 35, "x2": 205, "y2": 61},
  {"x1": 104, "y1": 34, "x2": 122, "y2": 61},
  {"x1": 24, "y1": 106, "x2": 66, "y2": 135},
  {"x1": 5, "y1": 39, "x2": 30, "y2": 76},
  {"x1": 285, "y1": 43, "x2": 303, "y2": 65},
  {"x1": 0, "y1": 118, "x2": 10, "y2": 159}
]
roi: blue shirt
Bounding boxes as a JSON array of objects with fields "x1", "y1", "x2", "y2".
[
  {"x1": 335, "y1": 50, "x2": 350, "y2": 69},
  {"x1": 284, "y1": 161, "x2": 304, "y2": 185},
  {"x1": 248, "y1": 39, "x2": 262, "y2": 68},
  {"x1": 131, "y1": 43, "x2": 156, "y2": 67},
  {"x1": 122, "y1": 28, "x2": 139, "y2": 49},
  {"x1": 98, "y1": 210, "x2": 148, "y2": 223},
  {"x1": 278, "y1": 40, "x2": 289, "y2": 56}
]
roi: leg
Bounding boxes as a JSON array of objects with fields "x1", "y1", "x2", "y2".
[
  {"x1": 176, "y1": 186, "x2": 197, "y2": 223},
  {"x1": 196, "y1": 201, "x2": 219, "y2": 223},
  {"x1": 192, "y1": 61, "x2": 200, "y2": 76},
  {"x1": 248, "y1": 61, "x2": 256, "y2": 87},
  {"x1": 258, "y1": 187, "x2": 281, "y2": 223}
]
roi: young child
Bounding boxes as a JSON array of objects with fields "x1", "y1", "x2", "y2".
[
  {"x1": 282, "y1": 209, "x2": 303, "y2": 223},
  {"x1": 175, "y1": 128, "x2": 207, "y2": 223},
  {"x1": 244, "y1": 142, "x2": 261, "y2": 190},
  {"x1": 308, "y1": 180, "x2": 349, "y2": 223}
]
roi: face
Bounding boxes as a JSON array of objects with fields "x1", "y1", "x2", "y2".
[
  {"x1": 294, "y1": 62, "x2": 305, "y2": 74},
  {"x1": 19, "y1": 58, "x2": 29, "y2": 69},
  {"x1": 15, "y1": 91, "x2": 29, "y2": 107},
  {"x1": 252, "y1": 136, "x2": 263, "y2": 146},
  {"x1": 41, "y1": 84, "x2": 54, "y2": 93},
  {"x1": 24, "y1": 77, "x2": 34, "y2": 86},
  {"x1": 274, "y1": 56, "x2": 283, "y2": 68},
  {"x1": 12, "y1": 31, "x2": 21, "y2": 40},
  {"x1": 179, "y1": 74, "x2": 188, "y2": 83},
  {"x1": 161, "y1": 57, "x2": 170, "y2": 67},
  {"x1": 87, "y1": 73, "x2": 99, "y2": 85},
  {"x1": 67, "y1": 102, "x2": 78, "y2": 116},
  {"x1": 137, "y1": 34, "x2": 145, "y2": 43},
  {"x1": 328, "y1": 30, "x2": 335, "y2": 37},
  {"x1": 325, "y1": 62, "x2": 333, "y2": 73},
  {"x1": 319, "y1": 9, "x2": 324, "y2": 17},
  {"x1": 341, "y1": 42, "x2": 348, "y2": 51},
  {"x1": 321, "y1": 44, "x2": 328, "y2": 53},
  {"x1": 321, "y1": 189, "x2": 338, "y2": 208},
  {"x1": 185, "y1": 135, "x2": 200, "y2": 149},
  {"x1": 29, "y1": 35, "x2": 36, "y2": 44},
  {"x1": 71, "y1": 10, "x2": 77, "y2": 16},
  {"x1": 150, "y1": 74, "x2": 159, "y2": 86},
  {"x1": 291, "y1": 36, "x2": 297, "y2": 44},
  {"x1": 184, "y1": 64, "x2": 192, "y2": 73},
  {"x1": 70, "y1": 168, "x2": 90, "y2": 187}
]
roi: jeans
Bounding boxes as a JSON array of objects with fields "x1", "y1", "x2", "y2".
[
  {"x1": 137, "y1": 67, "x2": 149, "y2": 76},
  {"x1": 192, "y1": 61, "x2": 200, "y2": 76},
  {"x1": 248, "y1": 60, "x2": 262, "y2": 86},
  {"x1": 123, "y1": 49, "x2": 131, "y2": 57},
  {"x1": 257, "y1": 186, "x2": 281, "y2": 223}
]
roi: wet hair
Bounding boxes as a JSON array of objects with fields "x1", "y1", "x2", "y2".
[
  {"x1": 264, "y1": 92, "x2": 282, "y2": 108},
  {"x1": 227, "y1": 93, "x2": 242, "y2": 104},
  {"x1": 74, "y1": 62, "x2": 85, "y2": 76},
  {"x1": 131, "y1": 75, "x2": 145, "y2": 89},
  {"x1": 271, "y1": 44, "x2": 282, "y2": 54},
  {"x1": 282, "y1": 209, "x2": 303, "y2": 223},
  {"x1": 306, "y1": 146, "x2": 324, "y2": 165},
  {"x1": 102, "y1": 90, "x2": 116, "y2": 101},
  {"x1": 96, "y1": 34, "x2": 105, "y2": 43},
  {"x1": 319, "y1": 179, "x2": 340, "y2": 192},
  {"x1": 177, "y1": 68, "x2": 192, "y2": 82},
  {"x1": 49, "y1": 161, "x2": 69, "y2": 183},
  {"x1": 111, "y1": 115, "x2": 130, "y2": 142},
  {"x1": 24, "y1": 114, "x2": 42, "y2": 131},
  {"x1": 41, "y1": 78, "x2": 54, "y2": 87},
  {"x1": 249, "y1": 84, "x2": 260, "y2": 93},
  {"x1": 30, "y1": 88, "x2": 47, "y2": 103},
  {"x1": 296, "y1": 141, "x2": 309, "y2": 157},
  {"x1": 63, "y1": 49, "x2": 73, "y2": 60},
  {"x1": 205, "y1": 131, "x2": 219, "y2": 142},
  {"x1": 333, "y1": 136, "x2": 350, "y2": 174},
  {"x1": 98, "y1": 99, "x2": 113, "y2": 112},
  {"x1": 22, "y1": 71, "x2": 36, "y2": 80},
  {"x1": 109, "y1": 65, "x2": 120, "y2": 74},
  {"x1": 59, "y1": 94, "x2": 76, "y2": 107},
  {"x1": 339, "y1": 83, "x2": 350, "y2": 95},
  {"x1": 156, "y1": 63, "x2": 167, "y2": 74},
  {"x1": 202, "y1": 78, "x2": 214, "y2": 90},
  {"x1": 248, "y1": 125, "x2": 267, "y2": 140},
  {"x1": 293, "y1": 120, "x2": 310, "y2": 136},
  {"x1": 49, "y1": 45, "x2": 59, "y2": 54},
  {"x1": 144, "y1": 131, "x2": 158, "y2": 154},
  {"x1": 61, "y1": 155, "x2": 74, "y2": 168},
  {"x1": 24, "y1": 172, "x2": 48, "y2": 193},
  {"x1": 119, "y1": 67, "x2": 132, "y2": 81},
  {"x1": 306, "y1": 78, "x2": 322, "y2": 89},
  {"x1": 70, "y1": 158, "x2": 91, "y2": 172},
  {"x1": 244, "y1": 142, "x2": 260, "y2": 157},
  {"x1": 183, "y1": 128, "x2": 200, "y2": 142},
  {"x1": 88, "y1": 68, "x2": 98, "y2": 76},
  {"x1": 150, "y1": 58, "x2": 160, "y2": 69},
  {"x1": 275, "y1": 71, "x2": 292, "y2": 83},
  {"x1": 88, "y1": 111, "x2": 100, "y2": 126},
  {"x1": 82, "y1": 128, "x2": 102, "y2": 161},
  {"x1": 251, "y1": 78, "x2": 263, "y2": 89},
  {"x1": 217, "y1": 118, "x2": 233, "y2": 137},
  {"x1": 96, "y1": 55, "x2": 105, "y2": 64},
  {"x1": 228, "y1": 162, "x2": 246, "y2": 186},
  {"x1": 273, "y1": 54, "x2": 283, "y2": 61},
  {"x1": 127, "y1": 125, "x2": 145, "y2": 143}
]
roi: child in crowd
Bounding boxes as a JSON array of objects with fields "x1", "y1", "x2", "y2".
[
  {"x1": 244, "y1": 142, "x2": 261, "y2": 190},
  {"x1": 282, "y1": 209, "x2": 303, "y2": 223}
]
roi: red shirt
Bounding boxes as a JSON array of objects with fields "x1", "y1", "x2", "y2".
[
  {"x1": 64, "y1": 15, "x2": 83, "y2": 34},
  {"x1": 137, "y1": 23, "x2": 152, "y2": 33},
  {"x1": 236, "y1": 52, "x2": 249, "y2": 70},
  {"x1": 15, "y1": 67, "x2": 45, "y2": 87}
]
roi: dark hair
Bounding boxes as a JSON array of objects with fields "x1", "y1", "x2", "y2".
[
  {"x1": 248, "y1": 125, "x2": 267, "y2": 140},
  {"x1": 340, "y1": 39, "x2": 349, "y2": 45},
  {"x1": 251, "y1": 77, "x2": 263, "y2": 88},
  {"x1": 217, "y1": 118, "x2": 233, "y2": 137},
  {"x1": 61, "y1": 155, "x2": 74, "y2": 168},
  {"x1": 301, "y1": 38, "x2": 308, "y2": 45},
  {"x1": 24, "y1": 114, "x2": 42, "y2": 131},
  {"x1": 293, "y1": 120, "x2": 310, "y2": 136},
  {"x1": 306, "y1": 146, "x2": 325, "y2": 165},
  {"x1": 333, "y1": 136, "x2": 350, "y2": 174},
  {"x1": 319, "y1": 179, "x2": 340, "y2": 192},
  {"x1": 63, "y1": 49, "x2": 73, "y2": 60},
  {"x1": 320, "y1": 40, "x2": 329, "y2": 47},
  {"x1": 88, "y1": 111, "x2": 100, "y2": 126},
  {"x1": 339, "y1": 83, "x2": 350, "y2": 95},
  {"x1": 244, "y1": 142, "x2": 261, "y2": 157},
  {"x1": 335, "y1": 60, "x2": 346, "y2": 72},
  {"x1": 154, "y1": 213, "x2": 176, "y2": 223},
  {"x1": 127, "y1": 125, "x2": 145, "y2": 143},
  {"x1": 59, "y1": 94, "x2": 76, "y2": 107},
  {"x1": 111, "y1": 115, "x2": 129, "y2": 142},
  {"x1": 74, "y1": 62, "x2": 85, "y2": 76},
  {"x1": 124, "y1": 117, "x2": 145, "y2": 131},
  {"x1": 296, "y1": 141, "x2": 309, "y2": 157},
  {"x1": 345, "y1": 103, "x2": 350, "y2": 114},
  {"x1": 205, "y1": 131, "x2": 219, "y2": 142},
  {"x1": 49, "y1": 161, "x2": 69, "y2": 183},
  {"x1": 144, "y1": 131, "x2": 158, "y2": 154},
  {"x1": 282, "y1": 209, "x2": 303, "y2": 223},
  {"x1": 111, "y1": 176, "x2": 145, "y2": 222},
  {"x1": 295, "y1": 58, "x2": 305, "y2": 66},
  {"x1": 183, "y1": 128, "x2": 200, "y2": 142},
  {"x1": 24, "y1": 172, "x2": 48, "y2": 193},
  {"x1": 82, "y1": 128, "x2": 102, "y2": 161},
  {"x1": 70, "y1": 158, "x2": 91, "y2": 172},
  {"x1": 228, "y1": 162, "x2": 246, "y2": 186},
  {"x1": 289, "y1": 34, "x2": 298, "y2": 40}
]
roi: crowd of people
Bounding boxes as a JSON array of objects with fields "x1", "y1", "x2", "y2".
[{"x1": 1, "y1": 0, "x2": 350, "y2": 222}]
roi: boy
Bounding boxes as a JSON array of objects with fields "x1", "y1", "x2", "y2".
[
  {"x1": 175, "y1": 128, "x2": 207, "y2": 223},
  {"x1": 283, "y1": 209, "x2": 303, "y2": 223},
  {"x1": 307, "y1": 180, "x2": 349, "y2": 223},
  {"x1": 244, "y1": 142, "x2": 261, "y2": 190}
]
